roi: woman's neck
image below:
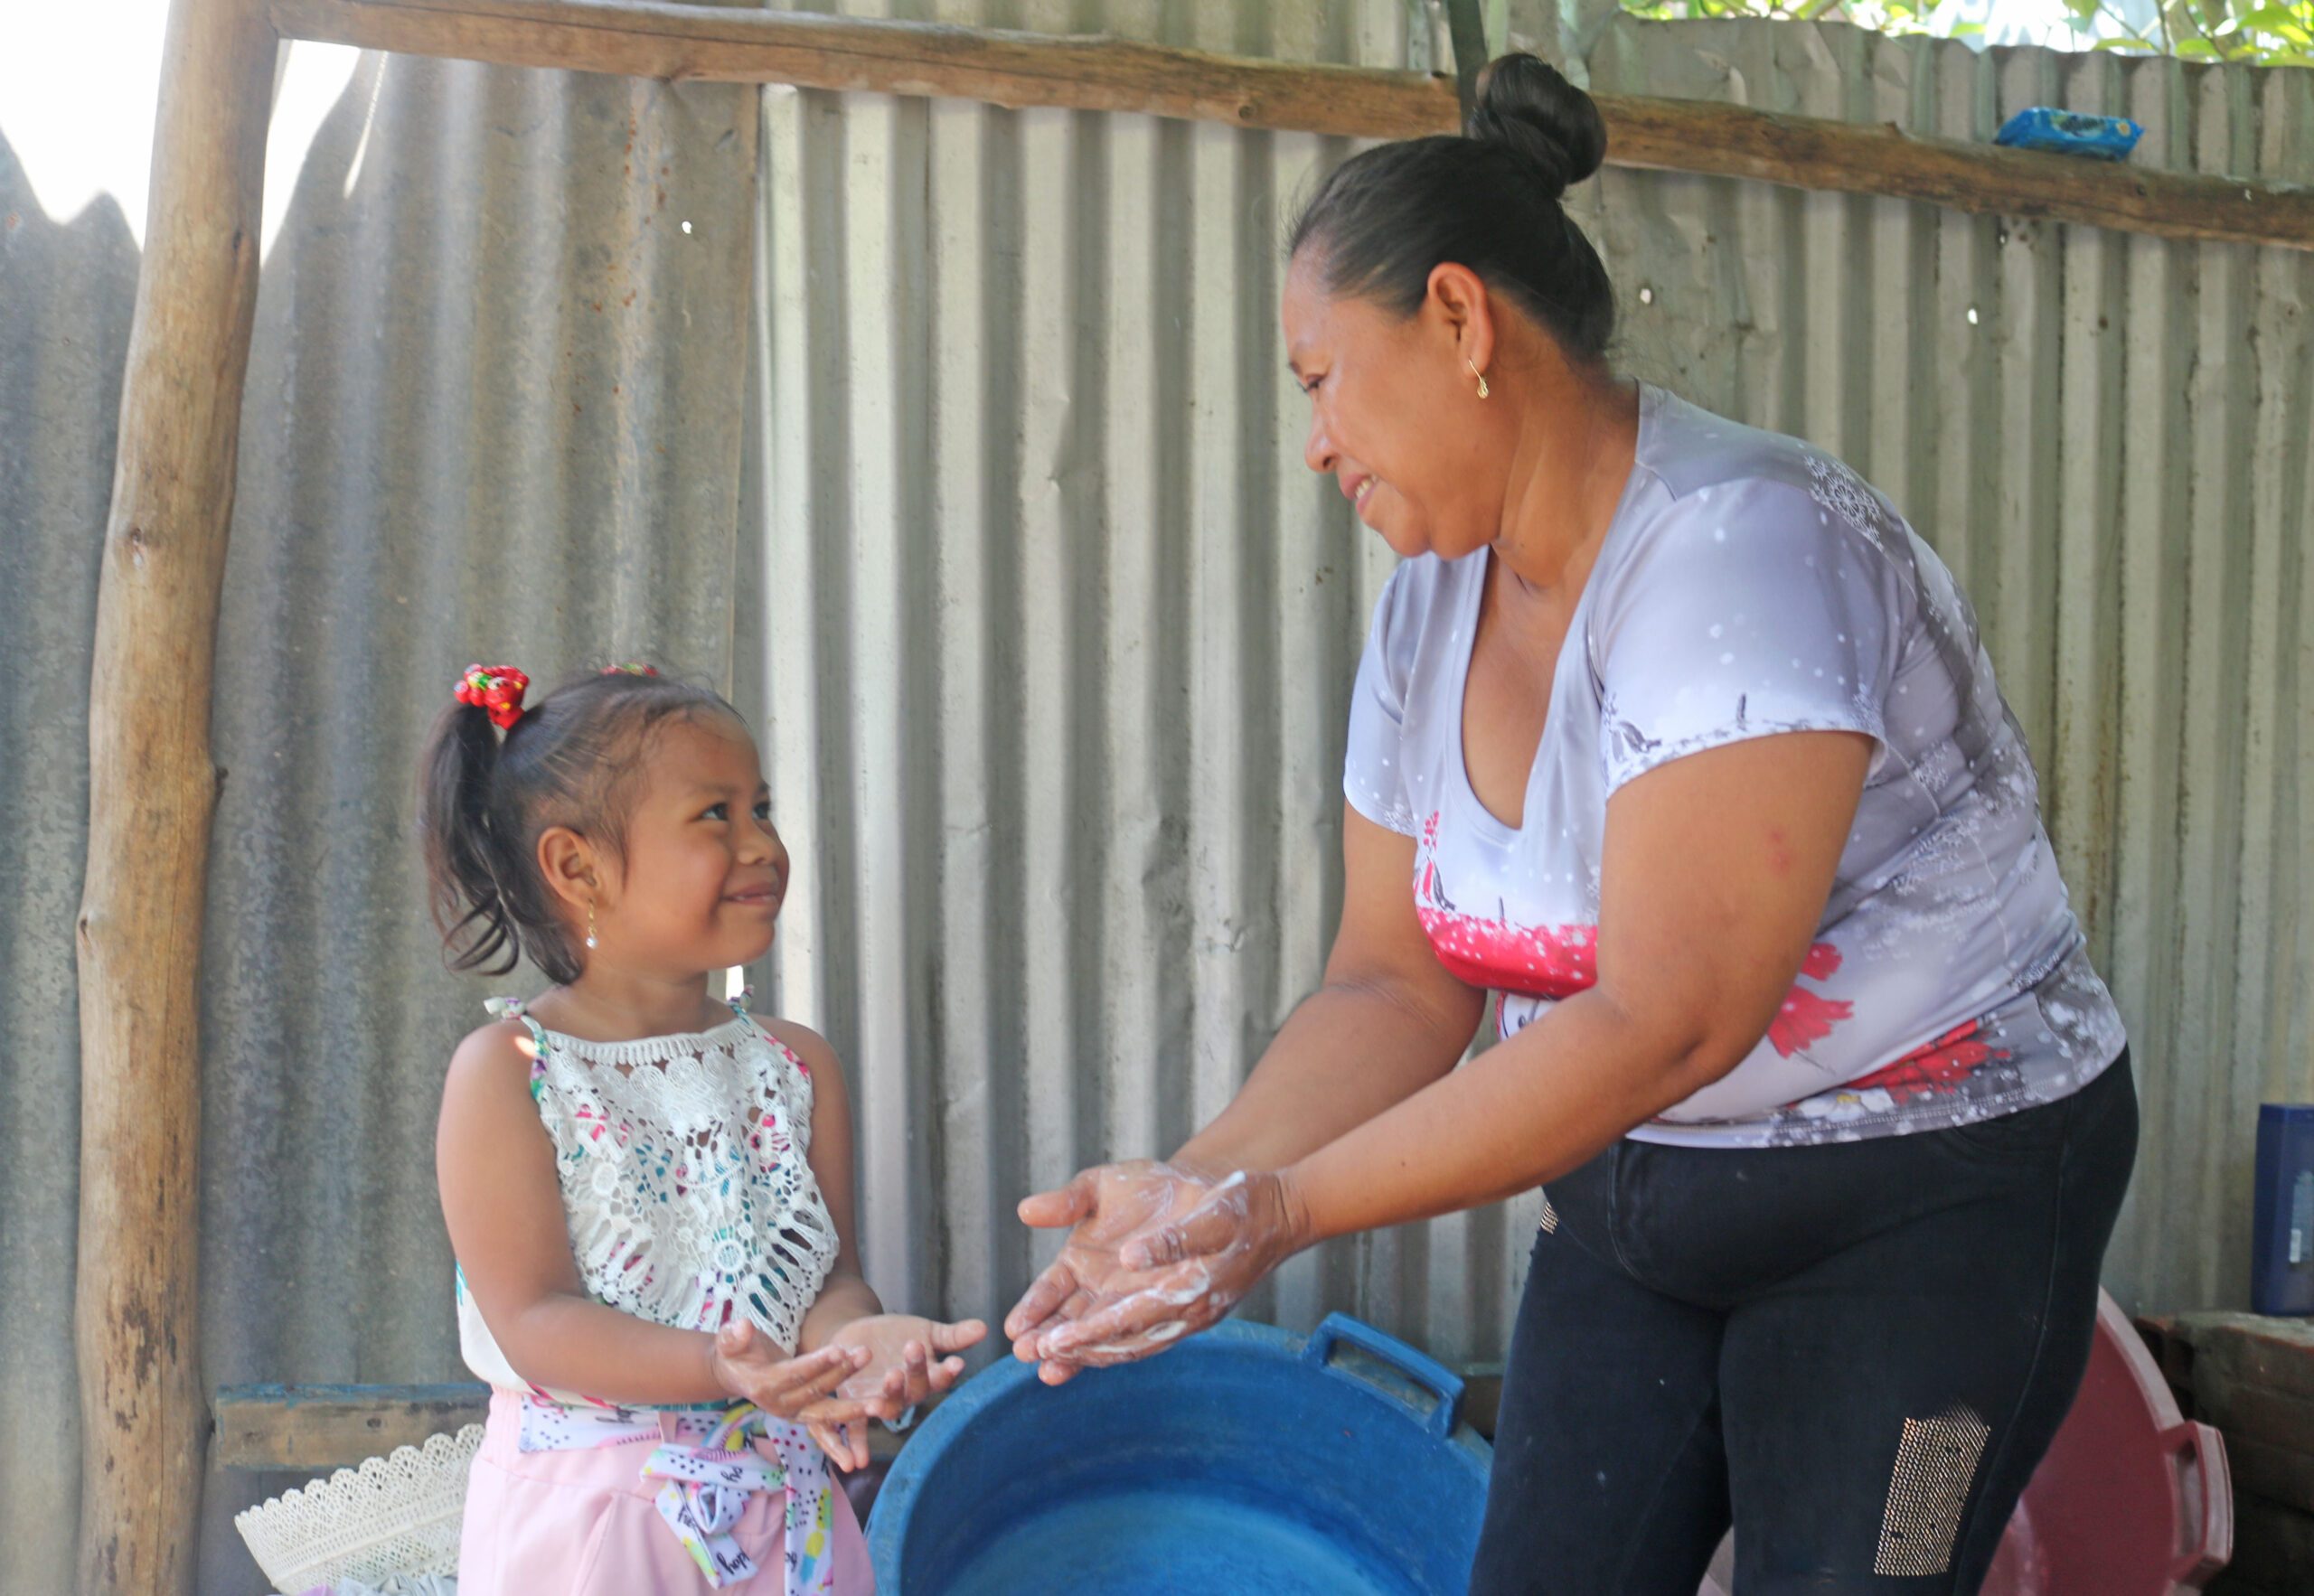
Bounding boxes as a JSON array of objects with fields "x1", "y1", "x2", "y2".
[{"x1": 1491, "y1": 371, "x2": 1641, "y2": 606}]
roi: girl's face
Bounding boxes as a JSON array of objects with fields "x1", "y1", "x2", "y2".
[
  {"x1": 600, "y1": 714, "x2": 789, "y2": 974},
  {"x1": 1282, "y1": 252, "x2": 1502, "y2": 563}
]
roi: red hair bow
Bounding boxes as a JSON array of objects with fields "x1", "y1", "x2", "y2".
[{"x1": 456, "y1": 663, "x2": 530, "y2": 730}]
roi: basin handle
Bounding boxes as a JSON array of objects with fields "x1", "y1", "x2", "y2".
[
  {"x1": 1303, "y1": 1313, "x2": 1464, "y2": 1441},
  {"x1": 2162, "y1": 1419, "x2": 2232, "y2": 1582}
]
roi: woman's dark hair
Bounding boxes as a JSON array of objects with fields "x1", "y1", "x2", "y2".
[
  {"x1": 419, "y1": 668, "x2": 738, "y2": 985},
  {"x1": 1287, "y1": 53, "x2": 1615, "y2": 367}
]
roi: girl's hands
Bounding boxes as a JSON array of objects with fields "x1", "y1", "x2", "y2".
[
  {"x1": 709, "y1": 1319, "x2": 888, "y2": 1465},
  {"x1": 803, "y1": 1313, "x2": 988, "y2": 1470},
  {"x1": 832, "y1": 1313, "x2": 987, "y2": 1404}
]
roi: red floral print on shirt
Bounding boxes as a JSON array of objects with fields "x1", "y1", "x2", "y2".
[
  {"x1": 1413, "y1": 813, "x2": 1600, "y2": 1000},
  {"x1": 1840, "y1": 1019, "x2": 1999, "y2": 1103},
  {"x1": 1768, "y1": 941, "x2": 1853, "y2": 1056},
  {"x1": 1414, "y1": 812, "x2": 1860, "y2": 1049}
]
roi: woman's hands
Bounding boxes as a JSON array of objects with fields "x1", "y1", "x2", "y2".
[
  {"x1": 1005, "y1": 1163, "x2": 1310, "y2": 1384},
  {"x1": 1003, "y1": 1160, "x2": 1223, "y2": 1384}
]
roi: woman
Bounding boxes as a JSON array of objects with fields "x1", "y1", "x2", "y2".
[{"x1": 1002, "y1": 54, "x2": 2135, "y2": 1596}]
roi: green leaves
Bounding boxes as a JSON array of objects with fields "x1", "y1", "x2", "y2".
[
  {"x1": 2230, "y1": 3, "x2": 2314, "y2": 43},
  {"x1": 1611, "y1": 0, "x2": 2310, "y2": 67}
]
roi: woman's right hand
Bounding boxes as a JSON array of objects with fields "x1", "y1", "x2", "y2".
[
  {"x1": 1033, "y1": 1168, "x2": 1308, "y2": 1371},
  {"x1": 1003, "y1": 1159, "x2": 1229, "y2": 1385}
]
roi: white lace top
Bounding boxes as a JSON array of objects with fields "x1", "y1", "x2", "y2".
[{"x1": 456, "y1": 996, "x2": 842, "y2": 1401}]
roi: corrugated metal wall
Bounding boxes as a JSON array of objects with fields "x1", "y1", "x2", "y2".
[
  {"x1": 741, "y1": 0, "x2": 2314, "y2": 1375},
  {"x1": 192, "y1": 42, "x2": 762, "y2": 1591},
  {"x1": 736, "y1": 0, "x2": 1510, "y2": 1379},
  {"x1": 3, "y1": 33, "x2": 763, "y2": 1591},
  {"x1": 0, "y1": 121, "x2": 141, "y2": 1596},
  {"x1": 4, "y1": 2, "x2": 2309, "y2": 1588}
]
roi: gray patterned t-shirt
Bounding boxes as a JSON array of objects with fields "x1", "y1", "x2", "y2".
[{"x1": 1344, "y1": 385, "x2": 2125, "y2": 1148}]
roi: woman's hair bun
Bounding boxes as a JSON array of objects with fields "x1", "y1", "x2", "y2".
[{"x1": 1468, "y1": 54, "x2": 1607, "y2": 201}]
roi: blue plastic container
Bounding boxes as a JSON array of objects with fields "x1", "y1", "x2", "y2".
[
  {"x1": 2253, "y1": 1103, "x2": 2314, "y2": 1316},
  {"x1": 1994, "y1": 108, "x2": 2144, "y2": 162},
  {"x1": 867, "y1": 1314, "x2": 1492, "y2": 1595}
]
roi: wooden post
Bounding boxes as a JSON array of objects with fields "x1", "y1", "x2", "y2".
[{"x1": 76, "y1": 0, "x2": 276, "y2": 1589}]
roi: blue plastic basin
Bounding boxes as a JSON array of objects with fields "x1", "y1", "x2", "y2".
[{"x1": 867, "y1": 1314, "x2": 1493, "y2": 1595}]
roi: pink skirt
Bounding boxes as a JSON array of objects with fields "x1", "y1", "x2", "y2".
[{"x1": 457, "y1": 1390, "x2": 875, "y2": 1594}]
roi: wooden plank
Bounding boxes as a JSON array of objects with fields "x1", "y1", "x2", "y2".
[
  {"x1": 213, "y1": 1383, "x2": 928, "y2": 1469},
  {"x1": 2198, "y1": 1366, "x2": 2314, "y2": 1460},
  {"x1": 214, "y1": 1385, "x2": 491, "y2": 1470},
  {"x1": 1603, "y1": 92, "x2": 2313, "y2": 253},
  {"x1": 263, "y1": 0, "x2": 2314, "y2": 251},
  {"x1": 2233, "y1": 1497, "x2": 2314, "y2": 1593},
  {"x1": 77, "y1": 0, "x2": 277, "y2": 1587},
  {"x1": 2168, "y1": 1310, "x2": 2314, "y2": 1403},
  {"x1": 268, "y1": 0, "x2": 1458, "y2": 136},
  {"x1": 2226, "y1": 1433, "x2": 2314, "y2": 1517},
  {"x1": 2140, "y1": 1312, "x2": 2314, "y2": 1516}
]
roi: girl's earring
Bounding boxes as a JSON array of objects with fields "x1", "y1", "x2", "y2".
[
  {"x1": 585, "y1": 901, "x2": 599, "y2": 951},
  {"x1": 1467, "y1": 358, "x2": 1490, "y2": 399}
]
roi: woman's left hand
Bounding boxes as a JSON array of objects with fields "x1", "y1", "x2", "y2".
[
  {"x1": 800, "y1": 1313, "x2": 986, "y2": 1469},
  {"x1": 1033, "y1": 1169, "x2": 1311, "y2": 1368}
]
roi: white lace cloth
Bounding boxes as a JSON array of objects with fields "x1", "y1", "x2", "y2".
[
  {"x1": 234, "y1": 1427, "x2": 480, "y2": 1593},
  {"x1": 458, "y1": 999, "x2": 841, "y2": 1402}
]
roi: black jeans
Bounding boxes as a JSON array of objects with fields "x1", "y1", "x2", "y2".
[{"x1": 1471, "y1": 1055, "x2": 2138, "y2": 1595}]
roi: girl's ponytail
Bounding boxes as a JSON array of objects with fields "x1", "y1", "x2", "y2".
[{"x1": 419, "y1": 666, "x2": 531, "y2": 978}]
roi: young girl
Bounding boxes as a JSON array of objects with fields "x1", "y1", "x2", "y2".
[{"x1": 422, "y1": 663, "x2": 983, "y2": 1594}]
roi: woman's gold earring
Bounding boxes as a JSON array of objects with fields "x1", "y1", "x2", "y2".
[
  {"x1": 585, "y1": 901, "x2": 598, "y2": 950},
  {"x1": 1467, "y1": 358, "x2": 1490, "y2": 399}
]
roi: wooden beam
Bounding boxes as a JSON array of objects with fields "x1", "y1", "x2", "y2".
[
  {"x1": 268, "y1": 0, "x2": 1457, "y2": 136},
  {"x1": 214, "y1": 1385, "x2": 491, "y2": 1470},
  {"x1": 265, "y1": 0, "x2": 2314, "y2": 251},
  {"x1": 213, "y1": 1383, "x2": 931, "y2": 1471},
  {"x1": 77, "y1": 0, "x2": 277, "y2": 1589},
  {"x1": 1604, "y1": 94, "x2": 2313, "y2": 253}
]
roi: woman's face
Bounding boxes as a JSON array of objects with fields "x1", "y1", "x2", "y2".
[{"x1": 1283, "y1": 251, "x2": 1502, "y2": 561}]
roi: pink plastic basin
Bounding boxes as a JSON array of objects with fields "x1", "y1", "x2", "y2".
[{"x1": 1701, "y1": 1291, "x2": 2231, "y2": 1594}]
